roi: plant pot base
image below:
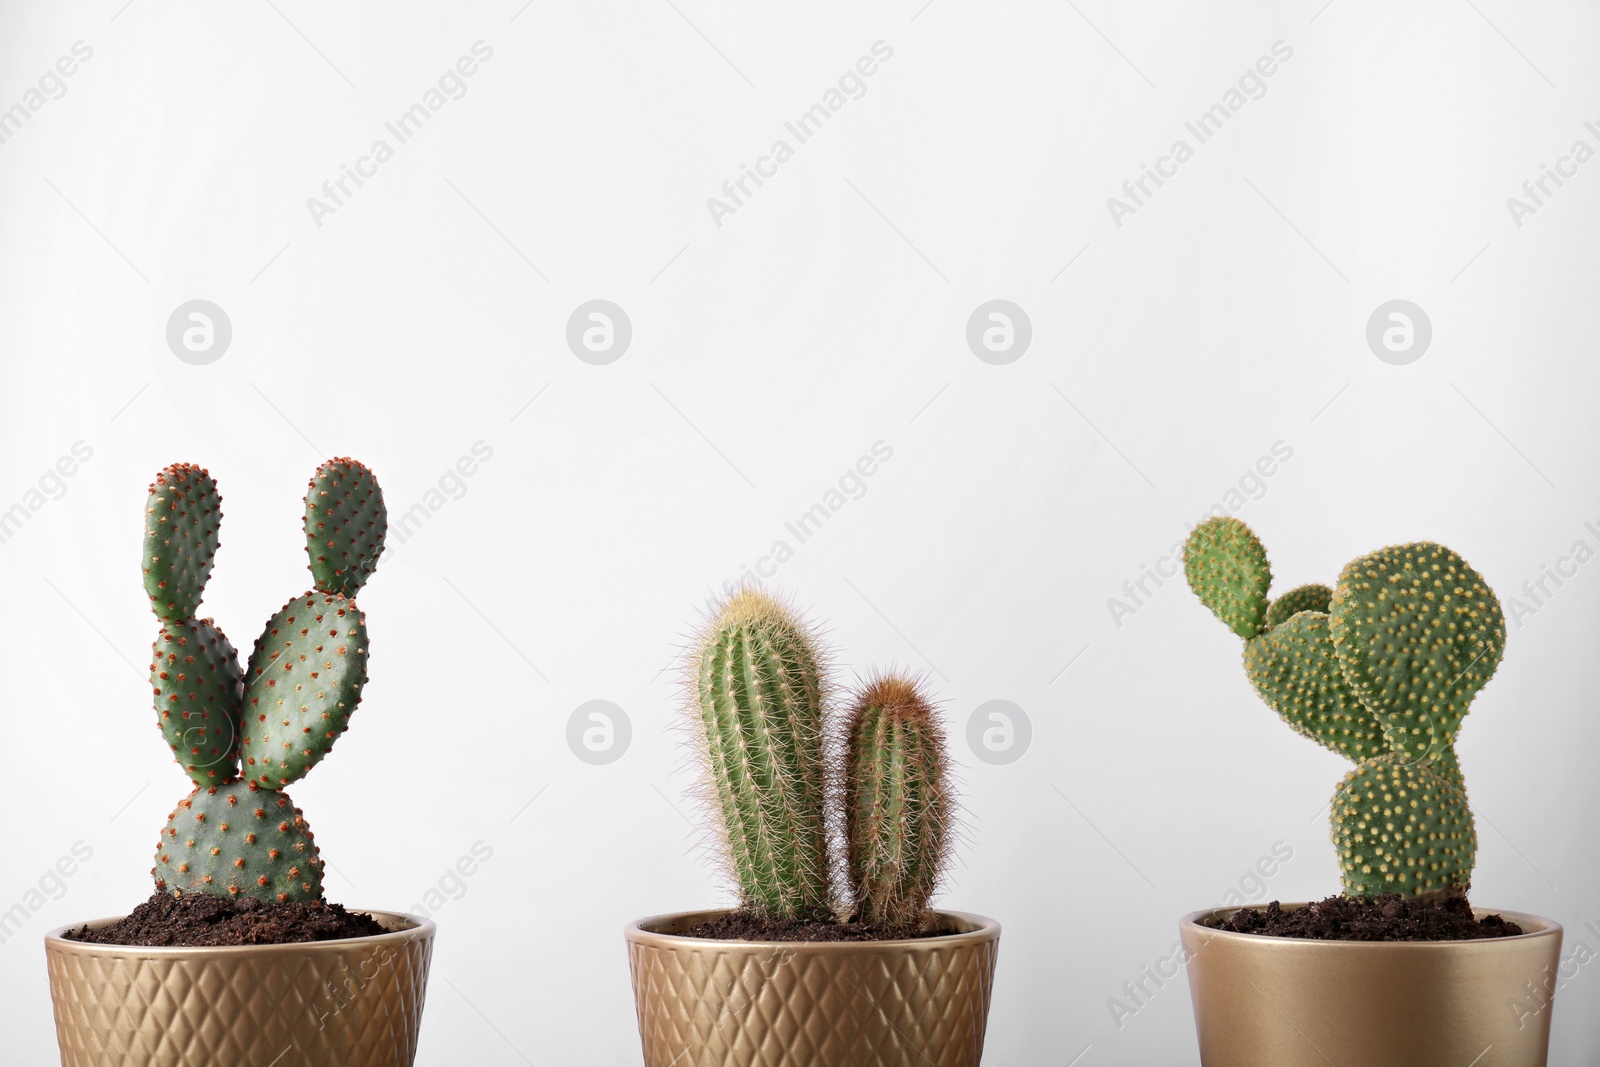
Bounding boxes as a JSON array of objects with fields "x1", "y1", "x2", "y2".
[
  {"x1": 1181, "y1": 904, "x2": 1562, "y2": 1067},
  {"x1": 627, "y1": 908, "x2": 999, "y2": 1067},
  {"x1": 45, "y1": 909, "x2": 435, "y2": 1067}
]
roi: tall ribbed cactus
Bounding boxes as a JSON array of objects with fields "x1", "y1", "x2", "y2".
[
  {"x1": 143, "y1": 459, "x2": 386, "y2": 903},
  {"x1": 1184, "y1": 517, "x2": 1503, "y2": 899},
  {"x1": 691, "y1": 590, "x2": 833, "y2": 920},
  {"x1": 844, "y1": 675, "x2": 951, "y2": 930},
  {"x1": 687, "y1": 590, "x2": 960, "y2": 930}
]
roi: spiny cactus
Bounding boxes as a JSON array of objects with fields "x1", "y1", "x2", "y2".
[
  {"x1": 1184, "y1": 517, "x2": 1503, "y2": 899},
  {"x1": 687, "y1": 590, "x2": 960, "y2": 930},
  {"x1": 153, "y1": 780, "x2": 323, "y2": 901},
  {"x1": 844, "y1": 675, "x2": 951, "y2": 931},
  {"x1": 143, "y1": 464, "x2": 222, "y2": 622},
  {"x1": 143, "y1": 459, "x2": 386, "y2": 904},
  {"x1": 1330, "y1": 755, "x2": 1475, "y2": 899},
  {"x1": 690, "y1": 589, "x2": 833, "y2": 921},
  {"x1": 1330, "y1": 543, "x2": 1505, "y2": 764}
]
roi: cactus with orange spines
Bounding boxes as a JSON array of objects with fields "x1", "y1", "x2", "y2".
[{"x1": 144, "y1": 459, "x2": 386, "y2": 903}]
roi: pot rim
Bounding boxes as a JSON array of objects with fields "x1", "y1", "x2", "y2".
[
  {"x1": 626, "y1": 908, "x2": 999, "y2": 950},
  {"x1": 43, "y1": 908, "x2": 435, "y2": 957},
  {"x1": 1181, "y1": 903, "x2": 1561, "y2": 946}
]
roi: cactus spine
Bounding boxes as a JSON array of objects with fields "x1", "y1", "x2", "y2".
[
  {"x1": 844, "y1": 675, "x2": 951, "y2": 931},
  {"x1": 692, "y1": 589, "x2": 833, "y2": 920},
  {"x1": 144, "y1": 459, "x2": 387, "y2": 904},
  {"x1": 1184, "y1": 517, "x2": 1503, "y2": 899},
  {"x1": 688, "y1": 590, "x2": 959, "y2": 930}
]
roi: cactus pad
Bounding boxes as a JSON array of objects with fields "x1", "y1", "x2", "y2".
[
  {"x1": 304, "y1": 458, "x2": 387, "y2": 598},
  {"x1": 1242, "y1": 611, "x2": 1386, "y2": 763},
  {"x1": 142, "y1": 464, "x2": 222, "y2": 621},
  {"x1": 151, "y1": 619, "x2": 244, "y2": 785},
  {"x1": 692, "y1": 589, "x2": 833, "y2": 921},
  {"x1": 844, "y1": 675, "x2": 952, "y2": 931},
  {"x1": 1330, "y1": 543, "x2": 1506, "y2": 762},
  {"x1": 1183, "y1": 517, "x2": 1271, "y2": 638},
  {"x1": 153, "y1": 781, "x2": 323, "y2": 902},
  {"x1": 1263, "y1": 582, "x2": 1332, "y2": 630},
  {"x1": 240, "y1": 592, "x2": 369, "y2": 788},
  {"x1": 1330, "y1": 755, "x2": 1475, "y2": 899}
]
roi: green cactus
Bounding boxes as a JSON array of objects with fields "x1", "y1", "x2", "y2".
[
  {"x1": 305, "y1": 458, "x2": 388, "y2": 598},
  {"x1": 142, "y1": 464, "x2": 222, "y2": 622},
  {"x1": 1184, "y1": 517, "x2": 1504, "y2": 900},
  {"x1": 1241, "y1": 611, "x2": 1386, "y2": 763},
  {"x1": 137, "y1": 461, "x2": 385, "y2": 904},
  {"x1": 239, "y1": 592, "x2": 369, "y2": 789},
  {"x1": 1330, "y1": 755, "x2": 1475, "y2": 898},
  {"x1": 1183, "y1": 516, "x2": 1271, "y2": 638},
  {"x1": 153, "y1": 780, "x2": 324, "y2": 902},
  {"x1": 691, "y1": 589, "x2": 833, "y2": 921},
  {"x1": 686, "y1": 589, "x2": 962, "y2": 931},
  {"x1": 843, "y1": 675, "x2": 951, "y2": 931},
  {"x1": 151, "y1": 619, "x2": 243, "y2": 785},
  {"x1": 1262, "y1": 582, "x2": 1332, "y2": 630},
  {"x1": 1329, "y1": 543, "x2": 1505, "y2": 763}
]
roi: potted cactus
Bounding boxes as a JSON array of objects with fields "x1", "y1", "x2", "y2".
[
  {"x1": 625, "y1": 589, "x2": 1000, "y2": 1067},
  {"x1": 1178, "y1": 517, "x2": 1562, "y2": 1067},
  {"x1": 43, "y1": 461, "x2": 435, "y2": 1067}
]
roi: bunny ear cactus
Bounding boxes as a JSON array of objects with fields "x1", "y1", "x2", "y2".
[
  {"x1": 1184, "y1": 517, "x2": 1503, "y2": 900},
  {"x1": 141, "y1": 460, "x2": 386, "y2": 904},
  {"x1": 685, "y1": 590, "x2": 960, "y2": 931},
  {"x1": 844, "y1": 675, "x2": 952, "y2": 931},
  {"x1": 143, "y1": 464, "x2": 222, "y2": 622},
  {"x1": 305, "y1": 458, "x2": 388, "y2": 598},
  {"x1": 1329, "y1": 543, "x2": 1505, "y2": 764},
  {"x1": 690, "y1": 589, "x2": 834, "y2": 921}
]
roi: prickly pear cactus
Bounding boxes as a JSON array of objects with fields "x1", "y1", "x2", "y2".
[
  {"x1": 690, "y1": 589, "x2": 833, "y2": 921},
  {"x1": 142, "y1": 464, "x2": 222, "y2": 622},
  {"x1": 1262, "y1": 582, "x2": 1332, "y2": 630},
  {"x1": 1184, "y1": 517, "x2": 1505, "y2": 900},
  {"x1": 305, "y1": 458, "x2": 387, "y2": 598},
  {"x1": 138, "y1": 460, "x2": 385, "y2": 904},
  {"x1": 240, "y1": 592, "x2": 369, "y2": 788},
  {"x1": 1330, "y1": 543, "x2": 1505, "y2": 763},
  {"x1": 1183, "y1": 516, "x2": 1272, "y2": 639},
  {"x1": 1330, "y1": 755, "x2": 1475, "y2": 898},
  {"x1": 153, "y1": 781, "x2": 324, "y2": 902},
  {"x1": 844, "y1": 675, "x2": 951, "y2": 931},
  {"x1": 1242, "y1": 611, "x2": 1386, "y2": 763},
  {"x1": 151, "y1": 618, "x2": 243, "y2": 785}
]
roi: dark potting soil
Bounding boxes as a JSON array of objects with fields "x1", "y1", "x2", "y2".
[
  {"x1": 64, "y1": 892, "x2": 388, "y2": 947},
  {"x1": 1213, "y1": 893, "x2": 1523, "y2": 942},
  {"x1": 684, "y1": 910, "x2": 946, "y2": 943}
]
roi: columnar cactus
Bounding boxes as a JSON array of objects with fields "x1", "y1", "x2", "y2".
[
  {"x1": 690, "y1": 590, "x2": 833, "y2": 920},
  {"x1": 144, "y1": 459, "x2": 386, "y2": 903},
  {"x1": 1184, "y1": 517, "x2": 1504, "y2": 899},
  {"x1": 688, "y1": 590, "x2": 957, "y2": 929},
  {"x1": 844, "y1": 675, "x2": 952, "y2": 930}
]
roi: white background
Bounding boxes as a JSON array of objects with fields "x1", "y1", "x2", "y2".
[{"x1": 2, "y1": 1, "x2": 1598, "y2": 1064}]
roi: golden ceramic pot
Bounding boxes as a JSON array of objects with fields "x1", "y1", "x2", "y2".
[
  {"x1": 1180, "y1": 904, "x2": 1562, "y2": 1067},
  {"x1": 626, "y1": 909, "x2": 1000, "y2": 1067},
  {"x1": 44, "y1": 910, "x2": 435, "y2": 1067}
]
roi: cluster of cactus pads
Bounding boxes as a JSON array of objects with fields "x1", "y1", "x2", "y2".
[
  {"x1": 1184, "y1": 517, "x2": 1505, "y2": 899},
  {"x1": 144, "y1": 460, "x2": 386, "y2": 903},
  {"x1": 689, "y1": 590, "x2": 953, "y2": 931}
]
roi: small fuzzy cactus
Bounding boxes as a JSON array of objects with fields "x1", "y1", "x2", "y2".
[
  {"x1": 1184, "y1": 517, "x2": 1504, "y2": 899},
  {"x1": 144, "y1": 459, "x2": 386, "y2": 904},
  {"x1": 687, "y1": 590, "x2": 958, "y2": 930},
  {"x1": 844, "y1": 675, "x2": 952, "y2": 931}
]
